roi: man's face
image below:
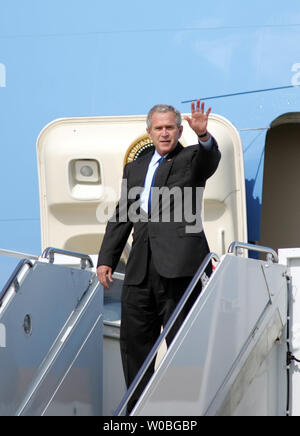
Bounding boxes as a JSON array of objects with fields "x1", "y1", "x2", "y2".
[{"x1": 147, "y1": 111, "x2": 183, "y2": 156}]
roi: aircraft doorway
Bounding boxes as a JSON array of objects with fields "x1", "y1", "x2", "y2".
[{"x1": 260, "y1": 112, "x2": 300, "y2": 252}]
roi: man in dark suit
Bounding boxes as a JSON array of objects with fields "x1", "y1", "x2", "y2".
[{"x1": 97, "y1": 100, "x2": 221, "y2": 413}]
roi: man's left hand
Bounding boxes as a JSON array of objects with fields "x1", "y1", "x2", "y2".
[{"x1": 184, "y1": 99, "x2": 211, "y2": 138}]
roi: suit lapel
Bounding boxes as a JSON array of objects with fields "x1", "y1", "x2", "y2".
[
  {"x1": 155, "y1": 158, "x2": 174, "y2": 188},
  {"x1": 132, "y1": 150, "x2": 154, "y2": 187},
  {"x1": 154, "y1": 142, "x2": 183, "y2": 188}
]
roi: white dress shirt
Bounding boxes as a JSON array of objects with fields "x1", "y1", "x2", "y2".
[{"x1": 140, "y1": 150, "x2": 163, "y2": 214}]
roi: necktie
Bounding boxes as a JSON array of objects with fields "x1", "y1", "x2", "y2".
[{"x1": 148, "y1": 157, "x2": 164, "y2": 213}]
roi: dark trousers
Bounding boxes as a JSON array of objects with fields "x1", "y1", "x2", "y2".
[{"x1": 120, "y1": 249, "x2": 203, "y2": 414}]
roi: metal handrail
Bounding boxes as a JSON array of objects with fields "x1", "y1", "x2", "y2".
[
  {"x1": 114, "y1": 251, "x2": 220, "y2": 416},
  {"x1": 41, "y1": 247, "x2": 94, "y2": 269},
  {"x1": 0, "y1": 248, "x2": 38, "y2": 261},
  {"x1": 228, "y1": 241, "x2": 278, "y2": 263},
  {"x1": 0, "y1": 259, "x2": 34, "y2": 306}
]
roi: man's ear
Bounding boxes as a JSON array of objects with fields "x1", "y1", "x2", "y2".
[
  {"x1": 178, "y1": 125, "x2": 183, "y2": 138},
  {"x1": 146, "y1": 128, "x2": 152, "y2": 139}
]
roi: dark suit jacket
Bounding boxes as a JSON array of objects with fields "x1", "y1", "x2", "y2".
[{"x1": 97, "y1": 138, "x2": 221, "y2": 285}]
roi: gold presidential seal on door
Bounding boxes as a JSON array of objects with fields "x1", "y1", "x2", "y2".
[{"x1": 123, "y1": 135, "x2": 155, "y2": 166}]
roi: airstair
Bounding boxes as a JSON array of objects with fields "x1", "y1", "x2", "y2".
[{"x1": 1, "y1": 242, "x2": 298, "y2": 416}]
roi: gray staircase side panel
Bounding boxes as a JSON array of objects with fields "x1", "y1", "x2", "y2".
[{"x1": 133, "y1": 255, "x2": 287, "y2": 416}]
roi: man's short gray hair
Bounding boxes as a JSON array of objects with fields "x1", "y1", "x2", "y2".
[{"x1": 146, "y1": 104, "x2": 182, "y2": 130}]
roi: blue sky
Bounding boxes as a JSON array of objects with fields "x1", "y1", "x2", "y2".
[{"x1": 0, "y1": 0, "x2": 300, "y2": 283}]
